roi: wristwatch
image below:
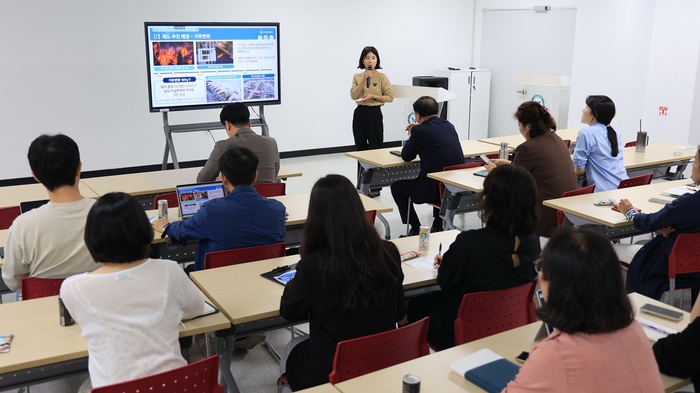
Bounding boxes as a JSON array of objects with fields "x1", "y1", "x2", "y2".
[
  {"x1": 161, "y1": 221, "x2": 171, "y2": 238},
  {"x1": 373, "y1": 95, "x2": 377, "y2": 101}
]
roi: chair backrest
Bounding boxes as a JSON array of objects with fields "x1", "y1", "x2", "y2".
[
  {"x1": 328, "y1": 317, "x2": 430, "y2": 384},
  {"x1": 624, "y1": 141, "x2": 637, "y2": 148},
  {"x1": 366, "y1": 209, "x2": 377, "y2": 224},
  {"x1": 253, "y1": 182, "x2": 286, "y2": 197},
  {"x1": 152, "y1": 192, "x2": 178, "y2": 210},
  {"x1": 21, "y1": 277, "x2": 66, "y2": 300},
  {"x1": 556, "y1": 185, "x2": 596, "y2": 227},
  {"x1": 562, "y1": 139, "x2": 571, "y2": 148},
  {"x1": 204, "y1": 242, "x2": 287, "y2": 270},
  {"x1": 453, "y1": 281, "x2": 537, "y2": 346},
  {"x1": 0, "y1": 206, "x2": 21, "y2": 230},
  {"x1": 618, "y1": 173, "x2": 653, "y2": 189},
  {"x1": 91, "y1": 355, "x2": 223, "y2": 393},
  {"x1": 438, "y1": 162, "x2": 485, "y2": 200},
  {"x1": 668, "y1": 233, "x2": 700, "y2": 278}
]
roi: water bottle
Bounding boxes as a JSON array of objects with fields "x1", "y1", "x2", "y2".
[{"x1": 499, "y1": 142, "x2": 509, "y2": 160}]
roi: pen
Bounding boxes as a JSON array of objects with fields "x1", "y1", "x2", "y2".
[
  {"x1": 438, "y1": 243, "x2": 442, "y2": 256},
  {"x1": 639, "y1": 321, "x2": 675, "y2": 336}
]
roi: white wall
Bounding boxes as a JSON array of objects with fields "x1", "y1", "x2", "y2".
[
  {"x1": 475, "y1": 0, "x2": 700, "y2": 147},
  {"x1": 0, "y1": 0, "x2": 475, "y2": 180}
]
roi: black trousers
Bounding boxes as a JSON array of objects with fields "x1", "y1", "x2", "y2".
[
  {"x1": 391, "y1": 179, "x2": 441, "y2": 231},
  {"x1": 352, "y1": 105, "x2": 384, "y2": 150}
]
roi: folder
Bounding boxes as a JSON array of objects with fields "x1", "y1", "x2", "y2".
[{"x1": 450, "y1": 348, "x2": 521, "y2": 393}]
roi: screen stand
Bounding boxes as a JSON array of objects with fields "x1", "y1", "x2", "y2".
[{"x1": 160, "y1": 106, "x2": 269, "y2": 170}]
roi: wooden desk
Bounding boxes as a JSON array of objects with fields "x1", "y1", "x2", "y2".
[
  {"x1": 191, "y1": 230, "x2": 457, "y2": 393},
  {"x1": 542, "y1": 179, "x2": 683, "y2": 229},
  {"x1": 334, "y1": 293, "x2": 689, "y2": 393},
  {"x1": 0, "y1": 294, "x2": 230, "y2": 390},
  {"x1": 479, "y1": 128, "x2": 580, "y2": 150},
  {"x1": 80, "y1": 165, "x2": 301, "y2": 197},
  {"x1": 346, "y1": 140, "x2": 499, "y2": 195},
  {"x1": 298, "y1": 384, "x2": 341, "y2": 393},
  {"x1": 145, "y1": 193, "x2": 393, "y2": 247},
  {"x1": 0, "y1": 183, "x2": 99, "y2": 209},
  {"x1": 623, "y1": 142, "x2": 696, "y2": 180}
]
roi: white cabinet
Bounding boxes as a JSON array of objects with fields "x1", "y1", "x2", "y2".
[{"x1": 434, "y1": 68, "x2": 491, "y2": 140}]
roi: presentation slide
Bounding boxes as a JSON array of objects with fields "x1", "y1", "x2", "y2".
[{"x1": 144, "y1": 22, "x2": 281, "y2": 112}]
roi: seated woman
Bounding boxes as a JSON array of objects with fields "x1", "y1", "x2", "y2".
[
  {"x1": 279, "y1": 175, "x2": 405, "y2": 391},
  {"x1": 406, "y1": 165, "x2": 540, "y2": 349},
  {"x1": 60, "y1": 192, "x2": 204, "y2": 391},
  {"x1": 504, "y1": 227, "x2": 664, "y2": 392},
  {"x1": 653, "y1": 296, "x2": 700, "y2": 390},
  {"x1": 572, "y1": 95, "x2": 628, "y2": 191},
  {"x1": 617, "y1": 145, "x2": 700, "y2": 299},
  {"x1": 486, "y1": 101, "x2": 577, "y2": 237}
]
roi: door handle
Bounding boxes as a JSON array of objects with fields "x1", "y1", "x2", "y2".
[{"x1": 517, "y1": 89, "x2": 527, "y2": 95}]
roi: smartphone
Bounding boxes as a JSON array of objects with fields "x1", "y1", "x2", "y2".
[
  {"x1": 515, "y1": 351, "x2": 529, "y2": 363},
  {"x1": 390, "y1": 150, "x2": 402, "y2": 157},
  {"x1": 640, "y1": 303, "x2": 684, "y2": 322},
  {"x1": 479, "y1": 154, "x2": 491, "y2": 164}
]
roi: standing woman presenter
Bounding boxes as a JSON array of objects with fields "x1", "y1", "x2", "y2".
[{"x1": 350, "y1": 46, "x2": 394, "y2": 197}]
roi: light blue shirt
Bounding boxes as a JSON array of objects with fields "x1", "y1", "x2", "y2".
[{"x1": 572, "y1": 123, "x2": 628, "y2": 192}]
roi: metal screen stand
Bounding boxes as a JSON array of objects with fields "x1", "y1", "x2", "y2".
[{"x1": 160, "y1": 106, "x2": 269, "y2": 170}]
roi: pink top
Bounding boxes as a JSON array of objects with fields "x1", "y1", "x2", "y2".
[{"x1": 503, "y1": 321, "x2": 664, "y2": 393}]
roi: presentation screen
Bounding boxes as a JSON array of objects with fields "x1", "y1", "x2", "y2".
[{"x1": 144, "y1": 22, "x2": 281, "y2": 112}]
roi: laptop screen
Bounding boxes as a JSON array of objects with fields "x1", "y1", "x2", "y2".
[
  {"x1": 175, "y1": 182, "x2": 226, "y2": 219},
  {"x1": 20, "y1": 199, "x2": 49, "y2": 214}
]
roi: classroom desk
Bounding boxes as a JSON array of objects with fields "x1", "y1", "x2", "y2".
[
  {"x1": 427, "y1": 166, "x2": 486, "y2": 230},
  {"x1": 80, "y1": 165, "x2": 302, "y2": 198},
  {"x1": 478, "y1": 128, "x2": 581, "y2": 150},
  {"x1": 0, "y1": 294, "x2": 231, "y2": 391},
  {"x1": 190, "y1": 230, "x2": 459, "y2": 393},
  {"x1": 145, "y1": 193, "x2": 393, "y2": 249},
  {"x1": 333, "y1": 292, "x2": 689, "y2": 393},
  {"x1": 623, "y1": 142, "x2": 696, "y2": 180},
  {"x1": 0, "y1": 183, "x2": 100, "y2": 209},
  {"x1": 297, "y1": 384, "x2": 341, "y2": 392}
]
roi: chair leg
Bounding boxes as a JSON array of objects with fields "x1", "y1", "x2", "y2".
[
  {"x1": 680, "y1": 289, "x2": 686, "y2": 310},
  {"x1": 406, "y1": 198, "x2": 412, "y2": 236},
  {"x1": 668, "y1": 278, "x2": 676, "y2": 307}
]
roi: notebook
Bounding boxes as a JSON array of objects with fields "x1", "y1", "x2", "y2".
[
  {"x1": 181, "y1": 301, "x2": 220, "y2": 322},
  {"x1": 450, "y1": 348, "x2": 521, "y2": 393},
  {"x1": 661, "y1": 185, "x2": 699, "y2": 198},
  {"x1": 175, "y1": 182, "x2": 226, "y2": 219}
]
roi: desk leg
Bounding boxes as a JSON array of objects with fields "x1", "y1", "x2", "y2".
[
  {"x1": 358, "y1": 168, "x2": 374, "y2": 195},
  {"x1": 217, "y1": 336, "x2": 240, "y2": 393}
]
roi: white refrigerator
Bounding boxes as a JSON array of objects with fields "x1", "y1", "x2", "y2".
[{"x1": 434, "y1": 68, "x2": 491, "y2": 140}]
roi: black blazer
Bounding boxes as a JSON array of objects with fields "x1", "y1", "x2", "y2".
[
  {"x1": 401, "y1": 117, "x2": 465, "y2": 203},
  {"x1": 279, "y1": 241, "x2": 406, "y2": 389}
]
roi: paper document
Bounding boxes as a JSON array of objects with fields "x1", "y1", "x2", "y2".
[
  {"x1": 450, "y1": 348, "x2": 504, "y2": 375},
  {"x1": 636, "y1": 317, "x2": 678, "y2": 342},
  {"x1": 181, "y1": 301, "x2": 219, "y2": 322},
  {"x1": 661, "y1": 185, "x2": 698, "y2": 198},
  {"x1": 405, "y1": 256, "x2": 438, "y2": 277},
  {"x1": 670, "y1": 146, "x2": 696, "y2": 152}
]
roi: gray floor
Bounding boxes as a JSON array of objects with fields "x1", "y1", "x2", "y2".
[{"x1": 1, "y1": 153, "x2": 695, "y2": 392}]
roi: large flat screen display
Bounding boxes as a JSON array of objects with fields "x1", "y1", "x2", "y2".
[{"x1": 144, "y1": 22, "x2": 281, "y2": 112}]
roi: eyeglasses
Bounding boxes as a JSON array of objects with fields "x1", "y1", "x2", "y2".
[{"x1": 534, "y1": 258, "x2": 542, "y2": 274}]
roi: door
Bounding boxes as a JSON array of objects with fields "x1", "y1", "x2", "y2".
[{"x1": 480, "y1": 8, "x2": 577, "y2": 137}]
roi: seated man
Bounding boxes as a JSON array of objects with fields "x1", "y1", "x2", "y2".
[
  {"x1": 2, "y1": 134, "x2": 99, "y2": 291},
  {"x1": 390, "y1": 96, "x2": 465, "y2": 235},
  {"x1": 196, "y1": 102, "x2": 280, "y2": 183},
  {"x1": 154, "y1": 146, "x2": 286, "y2": 272}
]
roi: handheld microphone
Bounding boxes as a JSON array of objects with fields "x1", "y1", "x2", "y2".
[{"x1": 366, "y1": 66, "x2": 372, "y2": 88}]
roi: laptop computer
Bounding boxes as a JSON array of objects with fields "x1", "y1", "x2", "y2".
[
  {"x1": 20, "y1": 199, "x2": 49, "y2": 214},
  {"x1": 175, "y1": 182, "x2": 226, "y2": 219}
]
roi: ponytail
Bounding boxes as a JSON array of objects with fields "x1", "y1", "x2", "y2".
[{"x1": 607, "y1": 126, "x2": 619, "y2": 157}]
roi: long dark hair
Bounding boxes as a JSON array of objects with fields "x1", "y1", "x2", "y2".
[
  {"x1": 301, "y1": 175, "x2": 399, "y2": 312},
  {"x1": 585, "y1": 95, "x2": 619, "y2": 157},
  {"x1": 513, "y1": 101, "x2": 557, "y2": 138},
  {"x1": 478, "y1": 165, "x2": 537, "y2": 236},
  {"x1": 535, "y1": 227, "x2": 634, "y2": 334}
]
